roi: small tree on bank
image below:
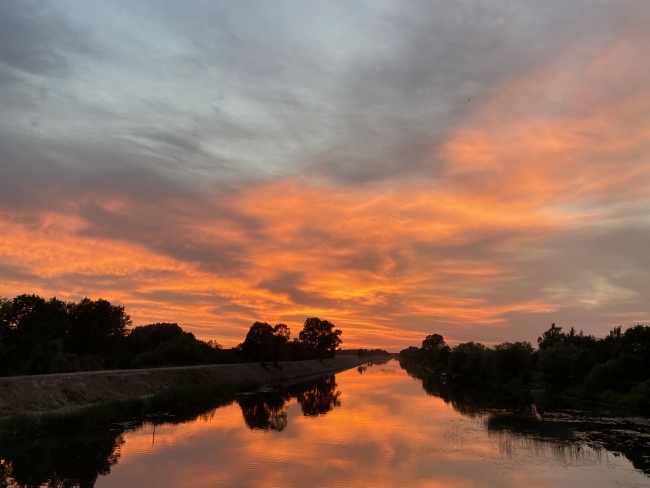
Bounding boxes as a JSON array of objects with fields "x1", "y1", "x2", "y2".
[{"x1": 298, "y1": 317, "x2": 342, "y2": 359}]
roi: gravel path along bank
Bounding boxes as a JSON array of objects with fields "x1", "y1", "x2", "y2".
[{"x1": 0, "y1": 357, "x2": 375, "y2": 416}]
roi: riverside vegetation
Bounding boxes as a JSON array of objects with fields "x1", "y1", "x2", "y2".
[
  {"x1": 0, "y1": 373, "x2": 344, "y2": 487},
  {"x1": 400, "y1": 323, "x2": 650, "y2": 412},
  {"x1": 0, "y1": 294, "x2": 358, "y2": 376}
]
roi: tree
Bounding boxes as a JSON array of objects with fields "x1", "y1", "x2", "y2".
[
  {"x1": 537, "y1": 323, "x2": 564, "y2": 350},
  {"x1": 422, "y1": 334, "x2": 446, "y2": 351},
  {"x1": 449, "y1": 342, "x2": 490, "y2": 380},
  {"x1": 539, "y1": 342, "x2": 579, "y2": 388},
  {"x1": 298, "y1": 317, "x2": 342, "y2": 358},
  {"x1": 493, "y1": 341, "x2": 534, "y2": 383},
  {"x1": 0, "y1": 297, "x2": 11, "y2": 374},
  {"x1": 273, "y1": 323, "x2": 290, "y2": 341},
  {"x1": 127, "y1": 323, "x2": 185, "y2": 354},
  {"x1": 6, "y1": 295, "x2": 69, "y2": 351},
  {"x1": 241, "y1": 322, "x2": 274, "y2": 362},
  {"x1": 65, "y1": 298, "x2": 131, "y2": 357},
  {"x1": 421, "y1": 333, "x2": 450, "y2": 368},
  {"x1": 2, "y1": 295, "x2": 70, "y2": 373},
  {"x1": 241, "y1": 322, "x2": 291, "y2": 363}
]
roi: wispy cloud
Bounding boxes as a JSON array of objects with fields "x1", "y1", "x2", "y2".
[{"x1": 0, "y1": 0, "x2": 649, "y2": 349}]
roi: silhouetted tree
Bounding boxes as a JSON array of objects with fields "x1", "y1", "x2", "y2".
[
  {"x1": 538, "y1": 342, "x2": 579, "y2": 389},
  {"x1": 298, "y1": 317, "x2": 342, "y2": 358},
  {"x1": 273, "y1": 323, "x2": 290, "y2": 341},
  {"x1": 285, "y1": 338, "x2": 319, "y2": 360},
  {"x1": 421, "y1": 333, "x2": 450, "y2": 369},
  {"x1": 493, "y1": 341, "x2": 535, "y2": 384},
  {"x1": 0, "y1": 295, "x2": 73, "y2": 374},
  {"x1": 537, "y1": 323, "x2": 564, "y2": 350},
  {"x1": 65, "y1": 298, "x2": 131, "y2": 357},
  {"x1": 237, "y1": 391, "x2": 289, "y2": 431},
  {"x1": 241, "y1": 322, "x2": 274, "y2": 362},
  {"x1": 448, "y1": 342, "x2": 491, "y2": 380},
  {"x1": 295, "y1": 375, "x2": 341, "y2": 416},
  {"x1": 128, "y1": 322, "x2": 185, "y2": 352},
  {"x1": 241, "y1": 322, "x2": 292, "y2": 363},
  {"x1": 401, "y1": 322, "x2": 650, "y2": 411}
]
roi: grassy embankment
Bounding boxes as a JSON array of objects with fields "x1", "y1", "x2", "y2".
[{"x1": 0, "y1": 380, "x2": 258, "y2": 438}]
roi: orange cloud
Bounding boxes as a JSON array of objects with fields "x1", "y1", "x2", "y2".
[{"x1": 2, "y1": 36, "x2": 649, "y2": 349}]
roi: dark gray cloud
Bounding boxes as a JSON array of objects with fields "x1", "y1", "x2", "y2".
[
  {"x1": 133, "y1": 130, "x2": 207, "y2": 156},
  {"x1": 0, "y1": 0, "x2": 649, "y2": 346},
  {"x1": 0, "y1": 0, "x2": 94, "y2": 77},
  {"x1": 258, "y1": 272, "x2": 332, "y2": 308},
  {"x1": 302, "y1": 0, "x2": 624, "y2": 183},
  {"x1": 2, "y1": 0, "x2": 647, "y2": 189},
  {"x1": 0, "y1": 131, "x2": 201, "y2": 209}
]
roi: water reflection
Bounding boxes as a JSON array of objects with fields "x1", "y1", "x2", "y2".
[
  {"x1": 0, "y1": 360, "x2": 648, "y2": 487},
  {"x1": 401, "y1": 360, "x2": 650, "y2": 476},
  {"x1": 293, "y1": 375, "x2": 341, "y2": 416},
  {"x1": 0, "y1": 430, "x2": 123, "y2": 488},
  {"x1": 238, "y1": 390, "x2": 288, "y2": 431},
  {"x1": 0, "y1": 374, "x2": 341, "y2": 487},
  {"x1": 357, "y1": 357, "x2": 391, "y2": 374},
  {"x1": 485, "y1": 409, "x2": 650, "y2": 474},
  {"x1": 238, "y1": 375, "x2": 341, "y2": 431}
]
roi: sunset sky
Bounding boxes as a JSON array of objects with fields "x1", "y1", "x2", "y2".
[{"x1": 1, "y1": 1, "x2": 649, "y2": 350}]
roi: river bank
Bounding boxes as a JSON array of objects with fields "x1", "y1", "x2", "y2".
[{"x1": 0, "y1": 357, "x2": 373, "y2": 416}]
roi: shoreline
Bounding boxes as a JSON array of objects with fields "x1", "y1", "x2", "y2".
[{"x1": 0, "y1": 357, "x2": 376, "y2": 416}]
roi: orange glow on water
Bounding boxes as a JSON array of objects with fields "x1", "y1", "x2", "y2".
[{"x1": 93, "y1": 361, "x2": 646, "y2": 487}]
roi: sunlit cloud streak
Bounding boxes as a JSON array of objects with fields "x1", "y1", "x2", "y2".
[{"x1": 1, "y1": 0, "x2": 649, "y2": 349}]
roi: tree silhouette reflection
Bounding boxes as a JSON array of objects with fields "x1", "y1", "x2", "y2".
[
  {"x1": 238, "y1": 390, "x2": 289, "y2": 431},
  {"x1": 399, "y1": 360, "x2": 650, "y2": 476},
  {"x1": 237, "y1": 375, "x2": 341, "y2": 430},
  {"x1": 0, "y1": 429, "x2": 123, "y2": 488},
  {"x1": 0, "y1": 374, "x2": 343, "y2": 486},
  {"x1": 294, "y1": 375, "x2": 341, "y2": 417}
]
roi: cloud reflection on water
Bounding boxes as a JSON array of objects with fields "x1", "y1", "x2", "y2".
[
  {"x1": 96, "y1": 360, "x2": 648, "y2": 487},
  {"x1": 0, "y1": 360, "x2": 647, "y2": 487}
]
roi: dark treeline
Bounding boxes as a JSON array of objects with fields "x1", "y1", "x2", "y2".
[
  {"x1": 0, "y1": 294, "x2": 343, "y2": 376},
  {"x1": 399, "y1": 323, "x2": 650, "y2": 411},
  {"x1": 337, "y1": 348, "x2": 392, "y2": 357}
]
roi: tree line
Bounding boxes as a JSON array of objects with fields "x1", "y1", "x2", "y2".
[
  {"x1": 337, "y1": 348, "x2": 392, "y2": 358},
  {"x1": 399, "y1": 323, "x2": 650, "y2": 411},
  {"x1": 0, "y1": 294, "x2": 343, "y2": 376}
]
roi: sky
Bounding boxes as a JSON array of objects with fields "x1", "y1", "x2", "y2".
[{"x1": 1, "y1": 0, "x2": 649, "y2": 350}]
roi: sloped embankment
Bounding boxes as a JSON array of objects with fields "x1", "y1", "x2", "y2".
[{"x1": 0, "y1": 357, "x2": 371, "y2": 416}]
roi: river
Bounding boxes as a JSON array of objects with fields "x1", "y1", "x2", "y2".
[{"x1": 1, "y1": 359, "x2": 648, "y2": 487}]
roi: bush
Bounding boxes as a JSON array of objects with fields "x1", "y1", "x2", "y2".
[{"x1": 584, "y1": 360, "x2": 615, "y2": 395}]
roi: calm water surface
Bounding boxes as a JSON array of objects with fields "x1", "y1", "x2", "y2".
[{"x1": 3, "y1": 359, "x2": 650, "y2": 487}]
